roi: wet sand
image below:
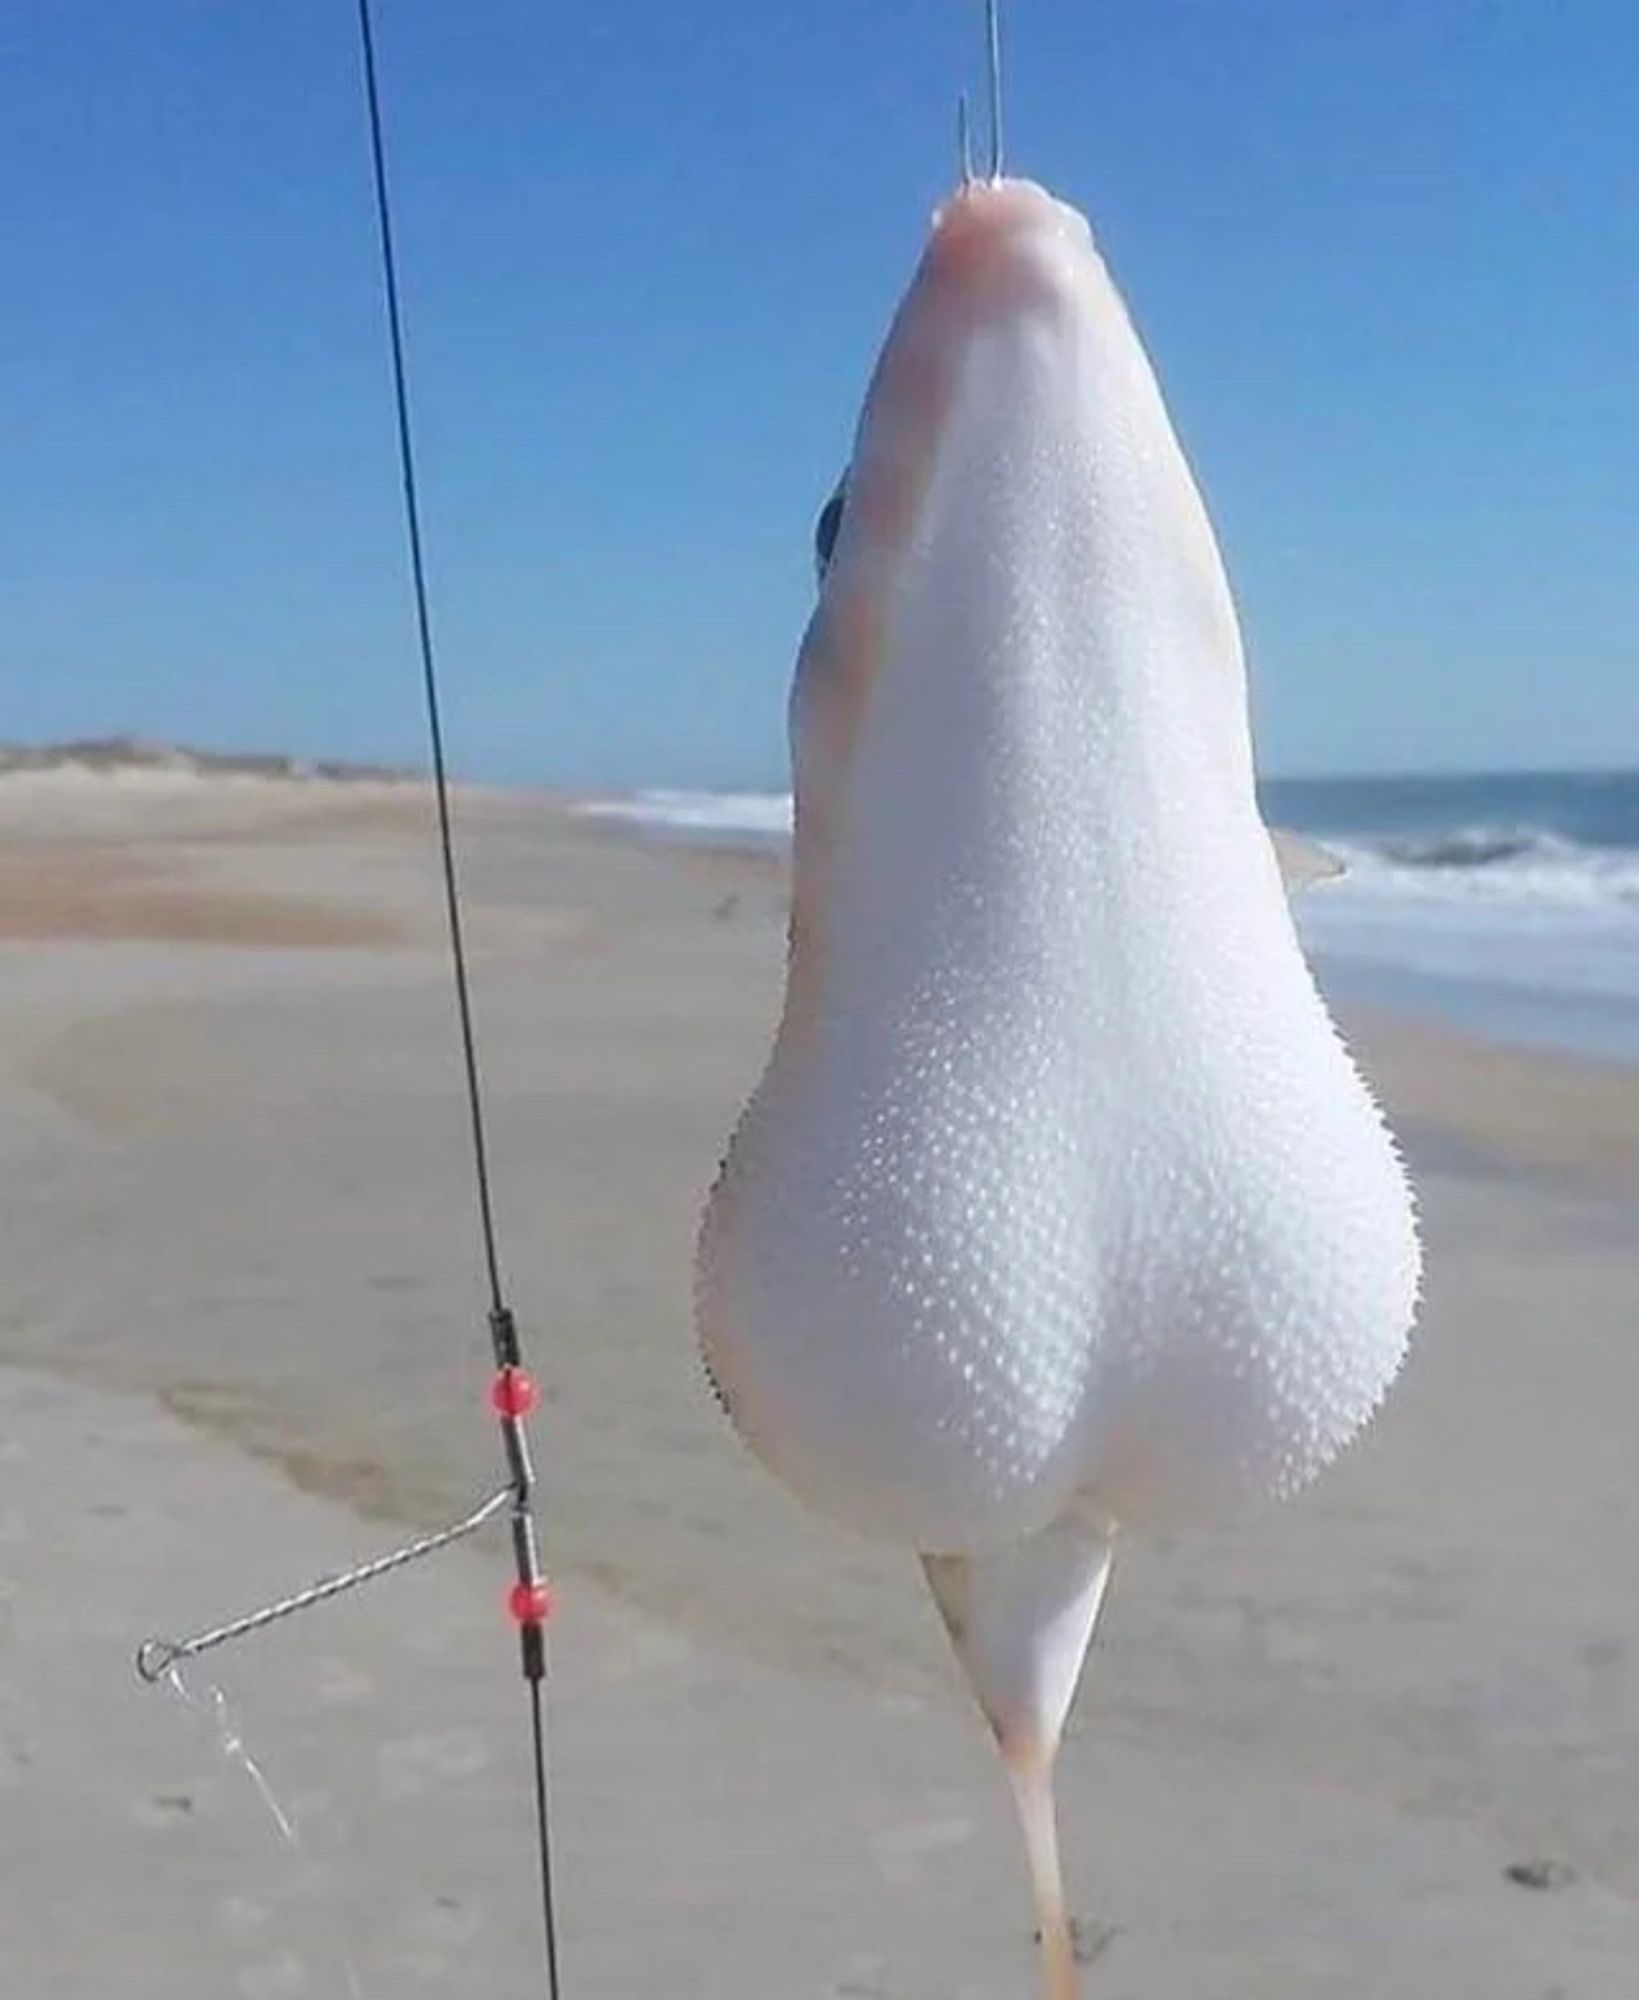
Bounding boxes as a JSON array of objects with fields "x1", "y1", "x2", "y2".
[{"x1": 2, "y1": 773, "x2": 1635, "y2": 1997}]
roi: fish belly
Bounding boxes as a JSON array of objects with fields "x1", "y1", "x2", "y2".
[{"x1": 697, "y1": 932, "x2": 1418, "y2": 1551}]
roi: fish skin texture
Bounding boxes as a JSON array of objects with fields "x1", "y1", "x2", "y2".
[{"x1": 697, "y1": 180, "x2": 1419, "y2": 1557}]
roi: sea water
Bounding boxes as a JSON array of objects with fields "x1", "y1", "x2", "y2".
[{"x1": 580, "y1": 770, "x2": 1639, "y2": 1066}]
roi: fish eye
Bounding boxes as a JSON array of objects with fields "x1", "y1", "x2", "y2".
[{"x1": 813, "y1": 474, "x2": 847, "y2": 584}]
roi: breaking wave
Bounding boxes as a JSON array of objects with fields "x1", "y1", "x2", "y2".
[
  {"x1": 579, "y1": 794, "x2": 1639, "y2": 915},
  {"x1": 1325, "y1": 825, "x2": 1639, "y2": 912},
  {"x1": 577, "y1": 789, "x2": 793, "y2": 846}
]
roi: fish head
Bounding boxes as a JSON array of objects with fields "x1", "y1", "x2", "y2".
[{"x1": 788, "y1": 178, "x2": 1254, "y2": 983}]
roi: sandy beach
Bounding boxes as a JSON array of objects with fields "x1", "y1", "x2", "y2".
[{"x1": 2, "y1": 768, "x2": 1636, "y2": 1998}]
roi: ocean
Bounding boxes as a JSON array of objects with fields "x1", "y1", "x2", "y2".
[{"x1": 581, "y1": 770, "x2": 1639, "y2": 1066}]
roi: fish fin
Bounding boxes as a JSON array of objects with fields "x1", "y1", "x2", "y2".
[
  {"x1": 1270, "y1": 824, "x2": 1347, "y2": 894},
  {"x1": 923, "y1": 1516, "x2": 1114, "y2": 2000}
]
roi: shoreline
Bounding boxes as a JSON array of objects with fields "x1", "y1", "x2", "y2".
[{"x1": 571, "y1": 793, "x2": 1639, "y2": 1074}]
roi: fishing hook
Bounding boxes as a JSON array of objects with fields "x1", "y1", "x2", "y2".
[
  {"x1": 957, "y1": 1, "x2": 1006, "y2": 186},
  {"x1": 985, "y1": 0, "x2": 1005, "y2": 181}
]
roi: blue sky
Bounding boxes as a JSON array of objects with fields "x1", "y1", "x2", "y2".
[{"x1": 3, "y1": 2, "x2": 1635, "y2": 787}]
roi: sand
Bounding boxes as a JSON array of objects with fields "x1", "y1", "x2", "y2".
[{"x1": 1, "y1": 770, "x2": 1635, "y2": 1998}]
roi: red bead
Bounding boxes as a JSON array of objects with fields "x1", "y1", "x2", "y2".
[
  {"x1": 490, "y1": 1366, "x2": 540, "y2": 1420},
  {"x1": 508, "y1": 1579, "x2": 556, "y2": 1626}
]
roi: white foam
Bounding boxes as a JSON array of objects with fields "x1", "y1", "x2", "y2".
[
  {"x1": 577, "y1": 789, "x2": 793, "y2": 844},
  {"x1": 1306, "y1": 829, "x2": 1639, "y2": 1023},
  {"x1": 1326, "y1": 827, "x2": 1639, "y2": 914}
]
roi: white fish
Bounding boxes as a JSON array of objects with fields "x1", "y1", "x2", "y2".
[{"x1": 698, "y1": 177, "x2": 1419, "y2": 1995}]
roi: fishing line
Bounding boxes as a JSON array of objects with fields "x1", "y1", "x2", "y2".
[
  {"x1": 355, "y1": 0, "x2": 506, "y2": 1328},
  {"x1": 354, "y1": 2, "x2": 563, "y2": 1978},
  {"x1": 958, "y1": 1, "x2": 1006, "y2": 187},
  {"x1": 163, "y1": 1662, "x2": 367, "y2": 1999},
  {"x1": 138, "y1": 5, "x2": 565, "y2": 1995}
]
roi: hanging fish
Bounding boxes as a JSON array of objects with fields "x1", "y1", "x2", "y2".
[{"x1": 696, "y1": 169, "x2": 1419, "y2": 1997}]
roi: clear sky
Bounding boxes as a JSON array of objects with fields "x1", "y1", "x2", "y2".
[{"x1": 3, "y1": 2, "x2": 1635, "y2": 787}]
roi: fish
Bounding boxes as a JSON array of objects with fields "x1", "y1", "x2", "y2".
[{"x1": 697, "y1": 175, "x2": 1419, "y2": 1996}]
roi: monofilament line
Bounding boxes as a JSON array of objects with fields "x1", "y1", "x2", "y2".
[
  {"x1": 352, "y1": 2, "x2": 563, "y2": 1993},
  {"x1": 353, "y1": 0, "x2": 505, "y2": 1321}
]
